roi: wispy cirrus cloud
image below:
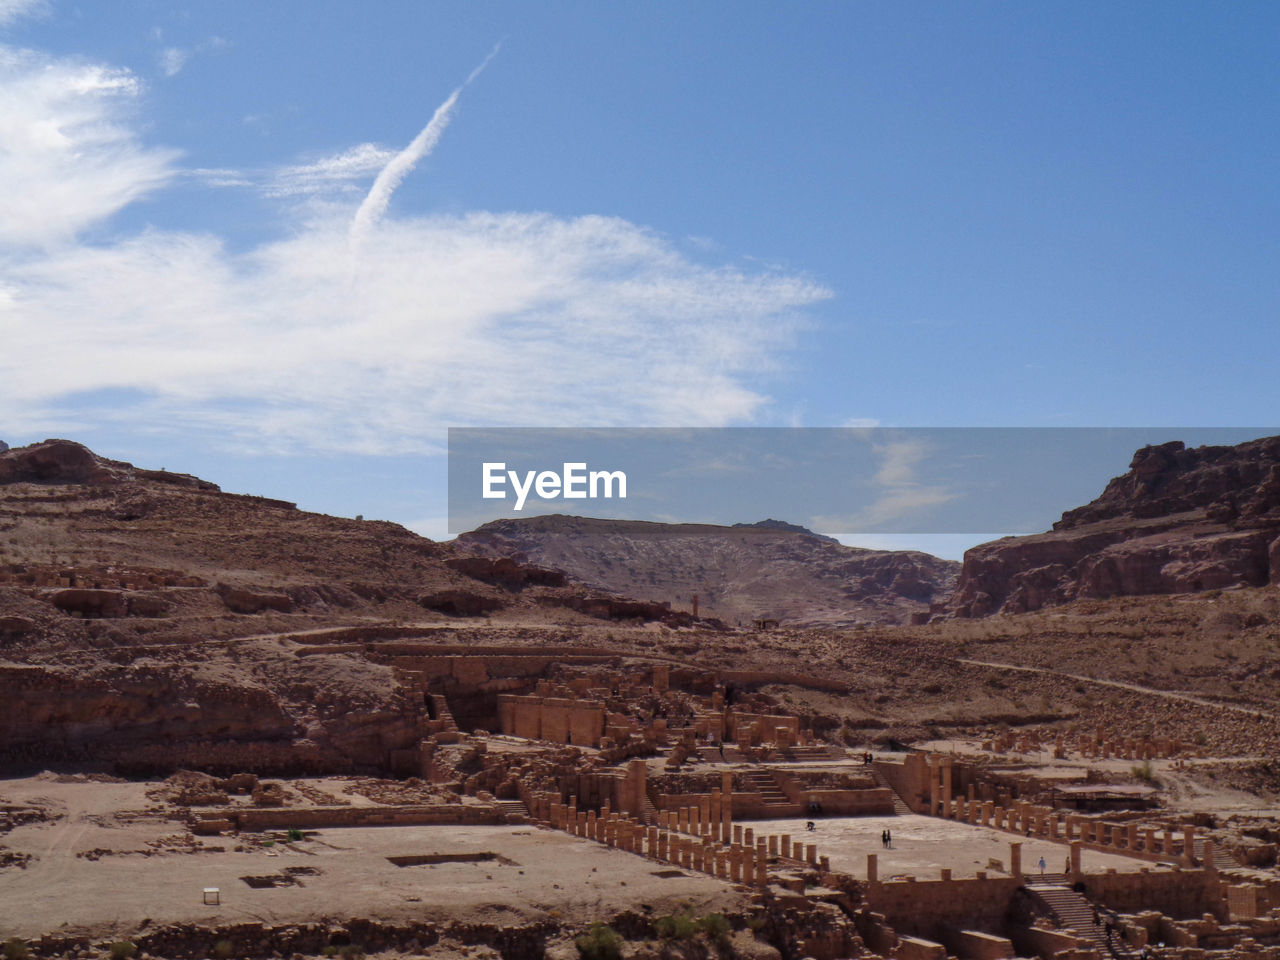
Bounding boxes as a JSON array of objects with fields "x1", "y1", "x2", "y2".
[
  {"x1": 153, "y1": 32, "x2": 227, "y2": 78},
  {"x1": 265, "y1": 143, "x2": 398, "y2": 198},
  {"x1": 0, "y1": 43, "x2": 831, "y2": 454},
  {"x1": 0, "y1": 45, "x2": 178, "y2": 247},
  {"x1": 0, "y1": 0, "x2": 43, "y2": 27}
]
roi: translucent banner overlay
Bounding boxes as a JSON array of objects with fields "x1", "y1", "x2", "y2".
[{"x1": 447, "y1": 427, "x2": 1276, "y2": 535}]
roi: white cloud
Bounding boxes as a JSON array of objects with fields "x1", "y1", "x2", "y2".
[
  {"x1": 154, "y1": 34, "x2": 227, "y2": 78},
  {"x1": 266, "y1": 143, "x2": 398, "y2": 198},
  {"x1": 158, "y1": 47, "x2": 187, "y2": 77},
  {"x1": 0, "y1": 0, "x2": 43, "y2": 27},
  {"x1": 808, "y1": 435, "x2": 957, "y2": 531},
  {"x1": 0, "y1": 46, "x2": 178, "y2": 247},
  {"x1": 0, "y1": 44, "x2": 831, "y2": 454}
]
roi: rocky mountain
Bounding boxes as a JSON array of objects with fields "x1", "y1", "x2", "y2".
[
  {"x1": 944, "y1": 435, "x2": 1280, "y2": 618},
  {"x1": 0, "y1": 439, "x2": 703, "y2": 773},
  {"x1": 454, "y1": 514, "x2": 960, "y2": 627}
]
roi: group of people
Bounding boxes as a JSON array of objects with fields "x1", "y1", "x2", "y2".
[
  {"x1": 859, "y1": 752, "x2": 875, "y2": 765},
  {"x1": 880, "y1": 829, "x2": 892, "y2": 848}
]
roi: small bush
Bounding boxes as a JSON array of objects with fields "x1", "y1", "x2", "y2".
[
  {"x1": 699, "y1": 913, "x2": 731, "y2": 944},
  {"x1": 745, "y1": 917, "x2": 766, "y2": 933},
  {"x1": 109, "y1": 942, "x2": 137, "y2": 960},
  {"x1": 321, "y1": 948, "x2": 338, "y2": 958},
  {"x1": 4, "y1": 938, "x2": 30, "y2": 960},
  {"x1": 286, "y1": 828, "x2": 305, "y2": 842},
  {"x1": 1132, "y1": 760, "x2": 1158, "y2": 784},
  {"x1": 655, "y1": 912, "x2": 699, "y2": 941},
  {"x1": 338, "y1": 946, "x2": 364, "y2": 960},
  {"x1": 574, "y1": 923, "x2": 623, "y2": 960},
  {"x1": 213, "y1": 940, "x2": 234, "y2": 959}
]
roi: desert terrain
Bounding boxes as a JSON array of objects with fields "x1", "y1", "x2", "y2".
[{"x1": 2, "y1": 436, "x2": 1280, "y2": 960}]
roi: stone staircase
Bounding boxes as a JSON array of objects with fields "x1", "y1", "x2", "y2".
[
  {"x1": 1195, "y1": 837, "x2": 1241, "y2": 871},
  {"x1": 640, "y1": 795, "x2": 660, "y2": 826},
  {"x1": 868, "y1": 767, "x2": 914, "y2": 815},
  {"x1": 426, "y1": 694, "x2": 460, "y2": 739},
  {"x1": 744, "y1": 769, "x2": 792, "y2": 809},
  {"x1": 1028, "y1": 877, "x2": 1135, "y2": 958},
  {"x1": 782, "y1": 744, "x2": 844, "y2": 762},
  {"x1": 493, "y1": 799, "x2": 530, "y2": 823}
]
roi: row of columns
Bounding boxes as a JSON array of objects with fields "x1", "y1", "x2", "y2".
[
  {"x1": 544, "y1": 798, "x2": 830, "y2": 886},
  {"x1": 924, "y1": 754, "x2": 1201, "y2": 867}
]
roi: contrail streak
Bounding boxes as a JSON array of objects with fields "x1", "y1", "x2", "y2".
[{"x1": 349, "y1": 43, "x2": 501, "y2": 250}]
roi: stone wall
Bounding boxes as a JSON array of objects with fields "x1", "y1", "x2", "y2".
[
  {"x1": 863, "y1": 876, "x2": 1022, "y2": 937},
  {"x1": 201, "y1": 803, "x2": 503, "y2": 833},
  {"x1": 496, "y1": 694, "x2": 604, "y2": 747},
  {"x1": 1085, "y1": 868, "x2": 1219, "y2": 920}
]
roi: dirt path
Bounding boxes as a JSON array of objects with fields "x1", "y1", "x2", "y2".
[{"x1": 956, "y1": 658, "x2": 1280, "y2": 721}]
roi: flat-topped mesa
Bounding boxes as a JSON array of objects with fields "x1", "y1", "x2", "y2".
[
  {"x1": 943, "y1": 434, "x2": 1280, "y2": 619},
  {"x1": 0, "y1": 438, "x2": 219, "y2": 490}
]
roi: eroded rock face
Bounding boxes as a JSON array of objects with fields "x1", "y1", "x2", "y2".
[
  {"x1": 216, "y1": 583, "x2": 296, "y2": 614},
  {"x1": 418, "y1": 590, "x2": 505, "y2": 616},
  {"x1": 944, "y1": 435, "x2": 1280, "y2": 618},
  {"x1": 46, "y1": 588, "x2": 170, "y2": 619},
  {"x1": 445, "y1": 556, "x2": 567, "y2": 589},
  {"x1": 0, "y1": 438, "x2": 218, "y2": 489}
]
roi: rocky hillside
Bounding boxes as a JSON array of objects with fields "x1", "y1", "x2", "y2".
[
  {"x1": 944, "y1": 435, "x2": 1280, "y2": 618},
  {"x1": 0, "y1": 440, "x2": 704, "y2": 773},
  {"x1": 455, "y1": 515, "x2": 960, "y2": 628}
]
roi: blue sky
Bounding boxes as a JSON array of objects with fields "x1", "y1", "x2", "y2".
[{"x1": 1, "y1": 1, "x2": 1277, "y2": 557}]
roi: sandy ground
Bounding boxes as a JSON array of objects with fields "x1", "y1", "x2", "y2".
[
  {"x1": 0, "y1": 778, "x2": 741, "y2": 941},
  {"x1": 755, "y1": 813, "x2": 1156, "y2": 881}
]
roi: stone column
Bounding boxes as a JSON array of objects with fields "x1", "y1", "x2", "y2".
[
  {"x1": 1010, "y1": 841, "x2": 1022, "y2": 879},
  {"x1": 721, "y1": 771, "x2": 734, "y2": 838},
  {"x1": 1183, "y1": 825, "x2": 1196, "y2": 865},
  {"x1": 780, "y1": 834, "x2": 791, "y2": 859},
  {"x1": 941, "y1": 757, "x2": 954, "y2": 818},
  {"x1": 1069, "y1": 840, "x2": 1082, "y2": 879},
  {"x1": 627, "y1": 759, "x2": 647, "y2": 818},
  {"x1": 867, "y1": 852, "x2": 878, "y2": 883}
]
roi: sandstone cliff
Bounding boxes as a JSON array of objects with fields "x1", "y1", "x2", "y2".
[
  {"x1": 945, "y1": 435, "x2": 1280, "y2": 617},
  {"x1": 455, "y1": 515, "x2": 959, "y2": 628}
]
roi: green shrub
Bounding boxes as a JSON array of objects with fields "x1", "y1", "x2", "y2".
[
  {"x1": 3, "y1": 938, "x2": 30, "y2": 960},
  {"x1": 1131, "y1": 760, "x2": 1158, "y2": 784},
  {"x1": 213, "y1": 940, "x2": 234, "y2": 959},
  {"x1": 321, "y1": 948, "x2": 339, "y2": 958},
  {"x1": 338, "y1": 946, "x2": 364, "y2": 960},
  {"x1": 699, "y1": 913, "x2": 731, "y2": 944},
  {"x1": 286, "y1": 828, "x2": 305, "y2": 842},
  {"x1": 654, "y1": 912, "x2": 699, "y2": 941},
  {"x1": 109, "y1": 942, "x2": 137, "y2": 960},
  {"x1": 574, "y1": 923, "x2": 623, "y2": 960}
]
